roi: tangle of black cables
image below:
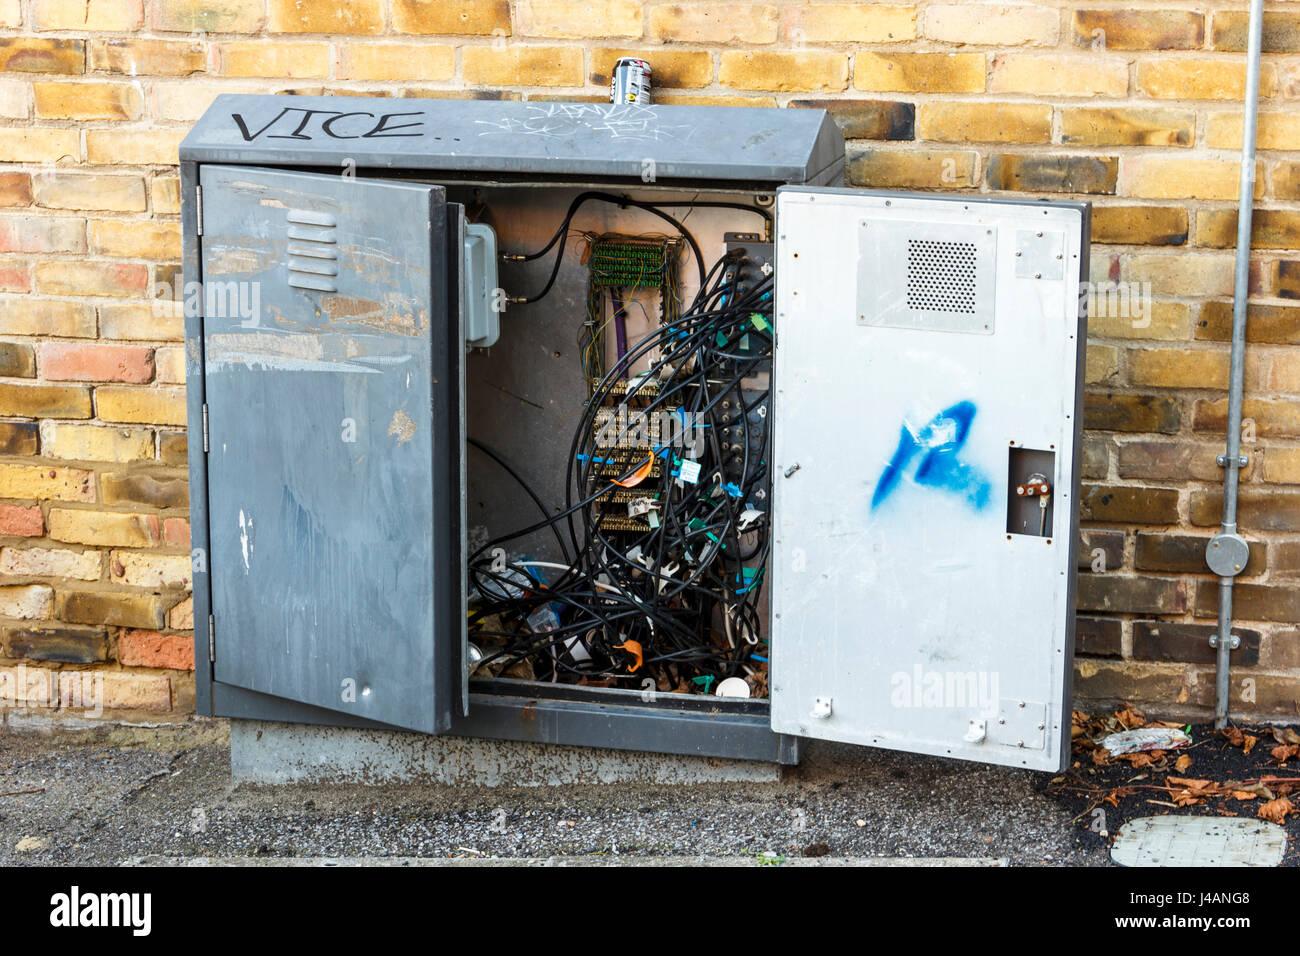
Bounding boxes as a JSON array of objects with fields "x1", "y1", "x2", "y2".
[{"x1": 468, "y1": 243, "x2": 773, "y2": 696}]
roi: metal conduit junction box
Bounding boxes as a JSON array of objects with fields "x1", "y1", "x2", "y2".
[{"x1": 181, "y1": 95, "x2": 1088, "y2": 773}]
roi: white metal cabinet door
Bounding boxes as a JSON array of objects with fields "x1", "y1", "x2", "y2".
[{"x1": 770, "y1": 187, "x2": 1088, "y2": 771}]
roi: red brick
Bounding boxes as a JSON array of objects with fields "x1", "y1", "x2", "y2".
[
  {"x1": 0, "y1": 172, "x2": 32, "y2": 207},
  {"x1": 162, "y1": 517, "x2": 189, "y2": 547},
  {"x1": 118, "y1": 628, "x2": 194, "y2": 670},
  {"x1": 0, "y1": 503, "x2": 43, "y2": 537},
  {"x1": 0, "y1": 263, "x2": 30, "y2": 291},
  {"x1": 38, "y1": 342, "x2": 154, "y2": 383}
]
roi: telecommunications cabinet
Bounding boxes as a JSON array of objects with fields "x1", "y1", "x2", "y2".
[{"x1": 181, "y1": 95, "x2": 1089, "y2": 771}]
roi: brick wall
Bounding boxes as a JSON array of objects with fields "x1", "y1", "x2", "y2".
[{"x1": 0, "y1": 0, "x2": 1297, "y2": 723}]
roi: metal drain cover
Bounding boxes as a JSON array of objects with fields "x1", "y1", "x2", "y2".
[{"x1": 1112, "y1": 815, "x2": 1287, "y2": 867}]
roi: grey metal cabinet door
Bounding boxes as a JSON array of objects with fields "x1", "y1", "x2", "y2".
[
  {"x1": 770, "y1": 186, "x2": 1088, "y2": 772},
  {"x1": 198, "y1": 164, "x2": 458, "y2": 734}
]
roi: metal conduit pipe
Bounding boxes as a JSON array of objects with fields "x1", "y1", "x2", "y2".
[{"x1": 1208, "y1": 0, "x2": 1265, "y2": 729}]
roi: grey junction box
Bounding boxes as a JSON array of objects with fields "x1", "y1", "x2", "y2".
[{"x1": 181, "y1": 94, "x2": 1089, "y2": 772}]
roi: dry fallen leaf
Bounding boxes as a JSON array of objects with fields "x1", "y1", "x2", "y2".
[
  {"x1": 1270, "y1": 744, "x2": 1299, "y2": 763},
  {"x1": 1231, "y1": 790, "x2": 1258, "y2": 801},
  {"x1": 1116, "y1": 704, "x2": 1147, "y2": 730},
  {"x1": 1258, "y1": 797, "x2": 1295, "y2": 824},
  {"x1": 1175, "y1": 754, "x2": 1193, "y2": 772},
  {"x1": 1244, "y1": 734, "x2": 1259, "y2": 755}
]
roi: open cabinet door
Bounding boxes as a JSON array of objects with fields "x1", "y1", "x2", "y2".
[
  {"x1": 770, "y1": 187, "x2": 1088, "y2": 771},
  {"x1": 198, "y1": 164, "x2": 460, "y2": 734}
]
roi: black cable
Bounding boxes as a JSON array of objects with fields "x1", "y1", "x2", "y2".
[{"x1": 472, "y1": 243, "x2": 774, "y2": 688}]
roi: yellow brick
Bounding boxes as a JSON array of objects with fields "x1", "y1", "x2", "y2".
[
  {"x1": 151, "y1": 176, "x2": 180, "y2": 215},
  {"x1": 0, "y1": 546, "x2": 102, "y2": 580},
  {"x1": 463, "y1": 46, "x2": 584, "y2": 87},
  {"x1": 169, "y1": 595, "x2": 193, "y2": 629},
  {"x1": 783, "y1": 4, "x2": 915, "y2": 43},
  {"x1": 88, "y1": 38, "x2": 206, "y2": 76},
  {"x1": 854, "y1": 52, "x2": 985, "y2": 93},
  {"x1": 1086, "y1": 344, "x2": 1119, "y2": 383},
  {"x1": 0, "y1": 299, "x2": 96, "y2": 338},
  {"x1": 85, "y1": 128, "x2": 186, "y2": 165},
  {"x1": 1265, "y1": 352, "x2": 1300, "y2": 394},
  {"x1": 219, "y1": 42, "x2": 330, "y2": 79},
  {"x1": 1070, "y1": 10, "x2": 1205, "y2": 51},
  {"x1": 152, "y1": 0, "x2": 264, "y2": 33},
  {"x1": 649, "y1": 4, "x2": 778, "y2": 44},
  {"x1": 1129, "y1": 348, "x2": 1230, "y2": 389},
  {"x1": 88, "y1": 219, "x2": 181, "y2": 259},
  {"x1": 1263, "y1": 446, "x2": 1300, "y2": 483},
  {"x1": 1091, "y1": 205, "x2": 1189, "y2": 246},
  {"x1": 34, "y1": 0, "x2": 142, "y2": 32},
  {"x1": 110, "y1": 550, "x2": 192, "y2": 588},
  {"x1": 990, "y1": 54, "x2": 1128, "y2": 97},
  {"x1": 48, "y1": 508, "x2": 159, "y2": 547},
  {"x1": 0, "y1": 81, "x2": 27, "y2": 119},
  {"x1": 34, "y1": 81, "x2": 143, "y2": 120},
  {"x1": 95, "y1": 672, "x2": 171, "y2": 712},
  {"x1": 40, "y1": 422, "x2": 154, "y2": 462},
  {"x1": 33, "y1": 173, "x2": 146, "y2": 212},
  {"x1": 0, "y1": 585, "x2": 53, "y2": 621},
  {"x1": 1060, "y1": 107, "x2": 1195, "y2": 148},
  {"x1": 0, "y1": 463, "x2": 95, "y2": 502},
  {"x1": 0, "y1": 37, "x2": 86, "y2": 73},
  {"x1": 0, "y1": 128, "x2": 80, "y2": 163},
  {"x1": 653, "y1": 93, "x2": 777, "y2": 108},
  {"x1": 392, "y1": 0, "x2": 511, "y2": 35},
  {"x1": 591, "y1": 49, "x2": 713, "y2": 88},
  {"x1": 1284, "y1": 62, "x2": 1300, "y2": 98},
  {"x1": 97, "y1": 302, "x2": 182, "y2": 342},
  {"x1": 339, "y1": 44, "x2": 455, "y2": 82},
  {"x1": 925, "y1": 4, "x2": 1059, "y2": 46},
  {"x1": 153, "y1": 83, "x2": 259, "y2": 124},
  {"x1": 1123, "y1": 157, "x2": 1265, "y2": 201},
  {"x1": 916, "y1": 102, "x2": 1050, "y2": 144},
  {"x1": 848, "y1": 147, "x2": 978, "y2": 189},
  {"x1": 720, "y1": 51, "x2": 847, "y2": 93},
  {"x1": 1126, "y1": 254, "x2": 1237, "y2": 297},
  {"x1": 95, "y1": 386, "x2": 186, "y2": 426},
  {"x1": 1087, "y1": 301, "x2": 1190, "y2": 340},
  {"x1": 1207, "y1": 111, "x2": 1300, "y2": 151},
  {"x1": 1196, "y1": 209, "x2": 1300, "y2": 251},
  {"x1": 153, "y1": 347, "x2": 184, "y2": 385},
  {"x1": 1137, "y1": 59, "x2": 1277, "y2": 100},
  {"x1": 0, "y1": 0, "x2": 19, "y2": 27},
  {"x1": 516, "y1": 1, "x2": 643, "y2": 39},
  {"x1": 0, "y1": 382, "x2": 92, "y2": 418},
  {"x1": 267, "y1": 0, "x2": 383, "y2": 34}
]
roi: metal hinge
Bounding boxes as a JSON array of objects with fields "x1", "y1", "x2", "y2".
[
  {"x1": 195, "y1": 184, "x2": 203, "y2": 236},
  {"x1": 201, "y1": 403, "x2": 209, "y2": 452},
  {"x1": 208, "y1": 614, "x2": 215, "y2": 662}
]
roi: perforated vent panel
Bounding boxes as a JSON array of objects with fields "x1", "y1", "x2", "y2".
[
  {"x1": 857, "y1": 218, "x2": 996, "y2": 334},
  {"x1": 906, "y1": 239, "x2": 977, "y2": 315}
]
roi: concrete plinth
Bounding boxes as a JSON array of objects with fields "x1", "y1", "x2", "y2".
[{"x1": 230, "y1": 720, "x2": 784, "y2": 786}]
